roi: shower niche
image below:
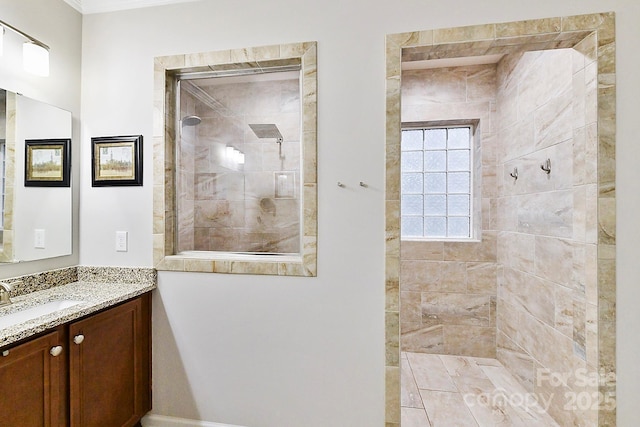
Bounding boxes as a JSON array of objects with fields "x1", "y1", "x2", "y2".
[{"x1": 153, "y1": 42, "x2": 317, "y2": 276}]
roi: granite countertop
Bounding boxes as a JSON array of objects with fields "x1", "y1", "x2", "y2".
[{"x1": 0, "y1": 280, "x2": 156, "y2": 348}]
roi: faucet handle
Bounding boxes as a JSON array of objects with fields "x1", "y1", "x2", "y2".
[
  {"x1": 0, "y1": 281, "x2": 13, "y2": 293},
  {"x1": 0, "y1": 282, "x2": 13, "y2": 304}
]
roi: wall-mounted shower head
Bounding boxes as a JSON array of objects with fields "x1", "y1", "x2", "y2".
[
  {"x1": 248, "y1": 123, "x2": 283, "y2": 143},
  {"x1": 182, "y1": 115, "x2": 201, "y2": 126}
]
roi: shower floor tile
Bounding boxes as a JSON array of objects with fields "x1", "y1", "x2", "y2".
[{"x1": 401, "y1": 352, "x2": 560, "y2": 427}]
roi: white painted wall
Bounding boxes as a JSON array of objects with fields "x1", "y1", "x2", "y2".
[
  {"x1": 79, "y1": 1, "x2": 640, "y2": 426},
  {"x1": 0, "y1": 0, "x2": 81, "y2": 277}
]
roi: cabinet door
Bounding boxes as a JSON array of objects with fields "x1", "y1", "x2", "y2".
[
  {"x1": 0, "y1": 329, "x2": 66, "y2": 427},
  {"x1": 69, "y1": 295, "x2": 150, "y2": 427}
]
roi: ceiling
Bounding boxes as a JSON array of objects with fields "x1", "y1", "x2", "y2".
[{"x1": 63, "y1": 0, "x2": 200, "y2": 14}]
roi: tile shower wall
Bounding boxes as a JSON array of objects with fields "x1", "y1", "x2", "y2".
[
  {"x1": 400, "y1": 45, "x2": 600, "y2": 425},
  {"x1": 400, "y1": 64, "x2": 498, "y2": 358},
  {"x1": 177, "y1": 78, "x2": 301, "y2": 254},
  {"x1": 495, "y1": 45, "x2": 598, "y2": 425}
]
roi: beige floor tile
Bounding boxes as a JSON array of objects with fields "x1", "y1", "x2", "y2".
[
  {"x1": 465, "y1": 396, "x2": 525, "y2": 427},
  {"x1": 453, "y1": 375, "x2": 531, "y2": 427},
  {"x1": 401, "y1": 407, "x2": 432, "y2": 427},
  {"x1": 480, "y1": 365, "x2": 530, "y2": 395},
  {"x1": 420, "y1": 389, "x2": 479, "y2": 427},
  {"x1": 401, "y1": 358, "x2": 424, "y2": 408},
  {"x1": 401, "y1": 352, "x2": 560, "y2": 426},
  {"x1": 480, "y1": 365, "x2": 559, "y2": 426},
  {"x1": 439, "y1": 355, "x2": 489, "y2": 379},
  {"x1": 472, "y1": 356, "x2": 503, "y2": 367},
  {"x1": 406, "y1": 352, "x2": 457, "y2": 392},
  {"x1": 507, "y1": 401, "x2": 560, "y2": 426}
]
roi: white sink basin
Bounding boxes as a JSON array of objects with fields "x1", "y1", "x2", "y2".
[{"x1": 0, "y1": 300, "x2": 85, "y2": 329}]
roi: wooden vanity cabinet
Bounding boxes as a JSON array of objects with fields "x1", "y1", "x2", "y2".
[
  {"x1": 0, "y1": 328, "x2": 68, "y2": 427},
  {"x1": 0, "y1": 292, "x2": 151, "y2": 427},
  {"x1": 69, "y1": 293, "x2": 151, "y2": 427}
]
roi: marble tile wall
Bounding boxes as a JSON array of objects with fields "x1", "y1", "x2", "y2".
[
  {"x1": 400, "y1": 64, "x2": 498, "y2": 358},
  {"x1": 176, "y1": 77, "x2": 301, "y2": 254},
  {"x1": 495, "y1": 47, "x2": 599, "y2": 426}
]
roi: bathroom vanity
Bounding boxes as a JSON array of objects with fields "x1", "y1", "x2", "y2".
[{"x1": 0, "y1": 274, "x2": 154, "y2": 427}]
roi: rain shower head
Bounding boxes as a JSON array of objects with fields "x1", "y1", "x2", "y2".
[
  {"x1": 249, "y1": 123, "x2": 283, "y2": 143},
  {"x1": 182, "y1": 115, "x2": 201, "y2": 126}
]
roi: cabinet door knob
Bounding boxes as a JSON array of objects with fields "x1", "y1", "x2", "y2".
[
  {"x1": 73, "y1": 334, "x2": 85, "y2": 345},
  {"x1": 50, "y1": 346, "x2": 63, "y2": 357}
]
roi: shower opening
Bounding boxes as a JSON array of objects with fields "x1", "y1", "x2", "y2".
[
  {"x1": 388, "y1": 15, "x2": 615, "y2": 425},
  {"x1": 175, "y1": 65, "x2": 302, "y2": 256}
]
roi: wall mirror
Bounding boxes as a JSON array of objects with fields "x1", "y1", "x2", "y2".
[
  {"x1": 153, "y1": 42, "x2": 317, "y2": 276},
  {"x1": 0, "y1": 89, "x2": 72, "y2": 263}
]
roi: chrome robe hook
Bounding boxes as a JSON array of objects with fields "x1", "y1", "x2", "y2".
[
  {"x1": 540, "y1": 159, "x2": 551, "y2": 174},
  {"x1": 509, "y1": 167, "x2": 518, "y2": 180}
]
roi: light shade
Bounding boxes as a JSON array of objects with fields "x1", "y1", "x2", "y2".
[
  {"x1": 23, "y1": 42, "x2": 49, "y2": 77},
  {"x1": 0, "y1": 27, "x2": 4, "y2": 57}
]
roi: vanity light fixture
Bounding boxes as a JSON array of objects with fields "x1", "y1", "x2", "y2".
[
  {"x1": 0, "y1": 19, "x2": 50, "y2": 77},
  {"x1": 23, "y1": 42, "x2": 49, "y2": 76}
]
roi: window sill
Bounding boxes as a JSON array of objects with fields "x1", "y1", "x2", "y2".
[{"x1": 401, "y1": 237, "x2": 482, "y2": 243}]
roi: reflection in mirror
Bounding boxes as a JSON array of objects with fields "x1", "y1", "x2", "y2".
[
  {"x1": 0, "y1": 89, "x2": 72, "y2": 263},
  {"x1": 0, "y1": 90, "x2": 6, "y2": 249}
]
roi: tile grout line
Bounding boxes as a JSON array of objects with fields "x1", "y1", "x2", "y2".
[{"x1": 403, "y1": 352, "x2": 433, "y2": 426}]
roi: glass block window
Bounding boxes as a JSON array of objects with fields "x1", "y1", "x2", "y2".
[{"x1": 401, "y1": 126, "x2": 473, "y2": 239}]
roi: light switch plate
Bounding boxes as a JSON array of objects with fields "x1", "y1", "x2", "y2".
[
  {"x1": 115, "y1": 231, "x2": 128, "y2": 252},
  {"x1": 34, "y1": 229, "x2": 45, "y2": 249}
]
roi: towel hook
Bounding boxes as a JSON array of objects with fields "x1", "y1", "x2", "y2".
[
  {"x1": 509, "y1": 167, "x2": 518, "y2": 180},
  {"x1": 540, "y1": 158, "x2": 551, "y2": 174}
]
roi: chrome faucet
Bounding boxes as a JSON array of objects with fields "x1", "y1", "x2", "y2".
[{"x1": 0, "y1": 282, "x2": 13, "y2": 307}]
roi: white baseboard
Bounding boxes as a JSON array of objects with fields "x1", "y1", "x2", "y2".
[{"x1": 141, "y1": 414, "x2": 248, "y2": 427}]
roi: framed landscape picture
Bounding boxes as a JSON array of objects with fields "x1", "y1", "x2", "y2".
[
  {"x1": 24, "y1": 138, "x2": 71, "y2": 187},
  {"x1": 91, "y1": 135, "x2": 143, "y2": 187}
]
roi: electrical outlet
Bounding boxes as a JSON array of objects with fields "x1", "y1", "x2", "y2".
[
  {"x1": 34, "y1": 229, "x2": 45, "y2": 249},
  {"x1": 115, "y1": 231, "x2": 128, "y2": 252}
]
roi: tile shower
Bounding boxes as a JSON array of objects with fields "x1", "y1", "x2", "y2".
[
  {"x1": 176, "y1": 73, "x2": 301, "y2": 254},
  {"x1": 400, "y1": 42, "x2": 598, "y2": 425}
]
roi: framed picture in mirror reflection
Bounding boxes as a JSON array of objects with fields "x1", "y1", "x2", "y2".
[
  {"x1": 24, "y1": 138, "x2": 71, "y2": 187},
  {"x1": 91, "y1": 135, "x2": 143, "y2": 187}
]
